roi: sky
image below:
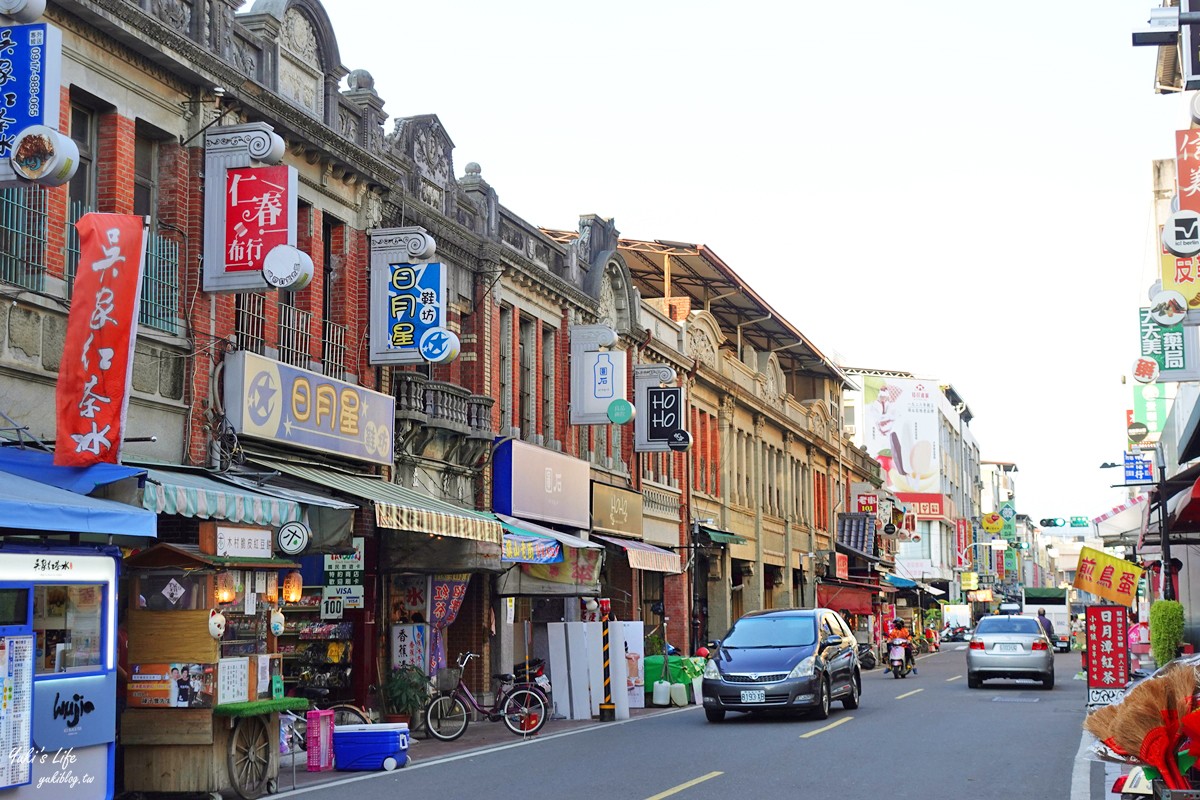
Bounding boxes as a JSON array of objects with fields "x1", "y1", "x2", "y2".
[{"x1": 312, "y1": 1, "x2": 1187, "y2": 522}]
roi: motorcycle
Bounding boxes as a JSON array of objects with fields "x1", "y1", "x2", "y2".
[
  {"x1": 888, "y1": 639, "x2": 913, "y2": 679},
  {"x1": 513, "y1": 658, "x2": 552, "y2": 695},
  {"x1": 940, "y1": 625, "x2": 968, "y2": 642},
  {"x1": 857, "y1": 642, "x2": 877, "y2": 670}
]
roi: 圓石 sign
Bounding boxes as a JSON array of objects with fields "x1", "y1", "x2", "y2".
[{"x1": 1085, "y1": 605, "x2": 1129, "y2": 707}]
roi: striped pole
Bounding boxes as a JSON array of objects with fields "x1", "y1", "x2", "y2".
[{"x1": 599, "y1": 611, "x2": 615, "y2": 721}]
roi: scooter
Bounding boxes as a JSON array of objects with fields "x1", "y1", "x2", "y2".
[
  {"x1": 941, "y1": 625, "x2": 968, "y2": 642},
  {"x1": 888, "y1": 639, "x2": 914, "y2": 679},
  {"x1": 513, "y1": 658, "x2": 552, "y2": 695},
  {"x1": 857, "y1": 642, "x2": 877, "y2": 670}
]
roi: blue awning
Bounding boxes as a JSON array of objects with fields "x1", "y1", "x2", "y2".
[
  {"x1": 0, "y1": 446, "x2": 145, "y2": 494},
  {"x1": 883, "y1": 574, "x2": 917, "y2": 589},
  {"x1": 0, "y1": 471, "x2": 157, "y2": 537}
]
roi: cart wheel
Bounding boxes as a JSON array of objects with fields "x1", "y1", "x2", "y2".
[
  {"x1": 267, "y1": 777, "x2": 278, "y2": 794},
  {"x1": 383, "y1": 756, "x2": 398, "y2": 771},
  {"x1": 228, "y1": 715, "x2": 272, "y2": 800}
]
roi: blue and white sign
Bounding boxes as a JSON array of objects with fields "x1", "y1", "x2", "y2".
[
  {"x1": 1124, "y1": 452, "x2": 1153, "y2": 482},
  {"x1": 0, "y1": 24, "x2": 60, "y2": 158},
  {"x1": 369, "y1": 227, "x2": 450, "y2": 365}
]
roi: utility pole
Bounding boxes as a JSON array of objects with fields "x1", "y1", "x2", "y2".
[{"x1": 1156, "y1": 446, "x2": 1176, "y2": 601}]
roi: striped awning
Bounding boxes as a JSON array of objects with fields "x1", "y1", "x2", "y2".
[
  {"x1": 593, "y1": 534, "x2": 680, "y2": 574},
  {"x1": 143, "y1": 466, "x2": 301, "y2": 526},
  {"x1": 254, "y1": 458, "x2": 501, "y2": 544}
]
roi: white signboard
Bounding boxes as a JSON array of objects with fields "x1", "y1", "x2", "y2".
[
  {"x1": 215, "y1": 526, "x2": 272, "y2": 559},
  {"x1": 0, "y1": 636, "x2": 33, "y2": 789},
  {"x1": 569, "y1": 325, "x2": 627, "y2": 425},
  {"x1": 1088, "y1": 687, "x2": 1125, "y2": 707},
  {"x1": 320, "y1": 594, "x2": 344, "y2": 620},
  {"x1": 324, "y1": 536, "x2": 365, "y2": 586},
  {"x1": 217, "y1": 657, "x2": 250, "y2": 705},
  {"x1": 322, "y1": 584, "x2": 363, "y2": 611},
  {"x1": 391, "y1": 624, "x2": 428, "y2": 670}
]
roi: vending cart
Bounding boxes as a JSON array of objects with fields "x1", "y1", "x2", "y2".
[
  {"x1": 0, "y1": 543, "x2": 123, "y2": 800},
  {"x1": 120, "y1": 538, "x2": 308, "y2": 799}
]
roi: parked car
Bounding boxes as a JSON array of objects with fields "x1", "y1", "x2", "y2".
[
  {"x1": 965, "y1": 614, "x2": 1054, "y2": 690},
  {"x1": 700, "y1": 608, "x2": 860, "y2": 722}
]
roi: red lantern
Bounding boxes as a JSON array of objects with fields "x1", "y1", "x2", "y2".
[{"x1": 282, "y1": 570, "x2": 303, "y2": 605}]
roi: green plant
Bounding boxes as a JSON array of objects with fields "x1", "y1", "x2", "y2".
[
  {"x1": 382, "y1": 664, "x2": 430, "y2": 718},
  {"x1": 645, "y1": 633, "x2": 666, "y2": 658},
  {"x1": 1150, "y1": 600, "x2": 1186, "y2": 667}
]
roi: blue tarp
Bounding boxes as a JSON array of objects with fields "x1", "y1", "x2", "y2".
[
  {"x1": 0, "y1": 471, "x2": 156, "y2": 537},
  {"x1": 0, "y1": 446, "x2": 144, "y2": 495},
  {"x1": 883, "y1": 574, "x2": 917, "y2": 589}
]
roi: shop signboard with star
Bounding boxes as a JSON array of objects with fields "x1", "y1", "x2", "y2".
[
  {"x1": 368, "y1": 227, "x2": 460, "y2": 365},
  {"x1": 223, "y1": 350, "x2": 395, "y2": 464}
]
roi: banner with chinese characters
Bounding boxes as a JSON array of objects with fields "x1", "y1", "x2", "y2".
[
  {"x1": 1085, "y1": 605, "x2": 1129, "y2": 706},
  {"x1": 501, "y1": 531, "x2": 563, "y2": 564},
  {"x1": 1159, "y1": 225, "x2": 1200, "y2": 316},
  {"x1": 428, "y1": 574, "x2": 470, "y2": 671},
  {"x1": 1140, "y1": 307, "x2": 1187, "y2": 374},
  {"x1": 391, "y1": 623, "x2": 428, "y2": 670},
  {"x1": 54, "y1": 213, "x2": 148, "y2": 466},
  {"x1": 1179, "y1": 130, "x2": 1200, "y2": 213},
  {"x1": 1073, "y1": 546, "x2": 1143, "y2": 607},
  {"x1": 955, "y1": 519, "x2": 971, "y2": 568},
  {"x1": 223, "y1": 350, "x2": 395, "y2": 464},
  {"x1": 1132, "y1": 383, "x2": 1172, "y2": 447},
  {"x1": 369, "y1": 260, "x2": 446, "y2": 365}
]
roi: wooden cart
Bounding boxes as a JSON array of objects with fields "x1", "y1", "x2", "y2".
[{"x1": 121, "y1": 541, "x2": 307, "y2": 799}]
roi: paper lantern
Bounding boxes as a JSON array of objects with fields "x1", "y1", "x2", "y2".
[
  {"x1": 215, "y1": 571, "x2": 235, "y2": 604},
  {"x1": 283, "y1": 570, "x2": 303, "y2": 605}
]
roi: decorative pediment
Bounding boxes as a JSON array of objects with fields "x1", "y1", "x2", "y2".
[
  {"x1": 758, "y1": 351, "x2": 785, "y2": 403},
  {"x1": 683, "y1": 311, "x2": 725, "y2": 370},
  {"x1": 389, "y1": 115, "x2": 456, "y2": 214}
]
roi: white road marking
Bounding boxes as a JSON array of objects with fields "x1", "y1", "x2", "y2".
[
  {"x1": 955, "y1": 645, "x2": 968, "y2": 651},
  {"x1": 896, "y1": 688, "x2": 924, "y2": 700},
  {"x1": 800, "y1": 716, "x2": 853, "y2": 739},
  {"x1": 946, "y1": 675, "x2": 962, "y2": 682},
  {"x1": 1071, "y1": 731, "x2": 1096, "y2": 800}
]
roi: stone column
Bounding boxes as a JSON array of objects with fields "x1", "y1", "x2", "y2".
[
  {"x1": 743, "y1": 414, "x2": 765, "y2": 612},
  {"x1": 707, "y1": 395, "x2": 736, "y2": 636},
  {"x1": 780, "y1": 431, "x2": 795, "y2": 608}
]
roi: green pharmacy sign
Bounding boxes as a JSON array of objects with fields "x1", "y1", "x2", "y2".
[{"x1": 1139, "y1": 307, "x2": 1187, "y2": 373}]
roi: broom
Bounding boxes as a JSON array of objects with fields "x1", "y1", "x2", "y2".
[
  {"x1": 1083, "y1": 701, "x2": 1121, "y2": 741},
  {"x1": 1112, "y1": 675, "x2": 1190, "y2": 789}
]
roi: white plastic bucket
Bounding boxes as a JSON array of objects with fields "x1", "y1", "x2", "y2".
[
  {"x1": 652, "y1": 680, "x2": 671, "y2": 706},
  {"x1": 669, "y1": 682, "x2": 688, "y2": 707}
]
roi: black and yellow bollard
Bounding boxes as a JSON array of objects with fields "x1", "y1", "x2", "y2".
[{"x1": 599, "y1": 610, "x2": 616, "y2": 721}]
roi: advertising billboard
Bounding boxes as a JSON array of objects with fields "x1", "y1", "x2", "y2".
[{"x1": 862, "y1": 377, "x2": 940, "y2": 493}]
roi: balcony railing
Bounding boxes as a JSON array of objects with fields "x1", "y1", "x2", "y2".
[
  {"x1": 467, "y1": 395, "x2": 495, "y2": 438},
  {"x1": 235, "y1": 292, "x2": 267, "y2": 355},
  {"x1": 323, "y1": 319, "x2": 347, "y2": 377},
  {"x1": 425, "y1": 381, "x2": 470, "y2": 432},
  {"x1": 0, "y1": 186, "x2": 47, "y2": 292},
  {"x1": 277, "y1": 304, "x2": 312, "y2": 368}
]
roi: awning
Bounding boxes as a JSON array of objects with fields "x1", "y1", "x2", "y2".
[
  {"x1": 496, "y1": 514, "x2": 602, "y2": 550},
  {"x1": 254, "y1": 458, "x2": 501, "y2": 544},
  {"x1": 123, "y1": 542, "x2": 298, "y2": 571},
  {"x1": 142, "y1": 465, "x2": 303, "y2": 526},
  {"x1": 593, "y1": 534, "x2": 680, "y2": 573},
  {"x1": 817, "y1": 583, "x2": 874, "y2": 614},
  {"x1": 918, "y1": 581, "x2": 946, "y2": 596},
  {"x1": 0, "y1": 470, "x2": 157, "y2": 538},
  {"x1": 0, "y1": 445, "x2": 144, "y2": 494},
  {"x1": 1170, "y1": 478, "x2": 1200, "y2": 533},
  {"x1": 698, "y1": 525, "x2": 747, "y2": 545},
  {"x1": 883, "y1": 574, "x2": 917, "y2": 589}
]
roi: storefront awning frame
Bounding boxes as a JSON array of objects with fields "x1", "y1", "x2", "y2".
[{"x1": 593, "y1": 534, "x2": 680, "y2": 574}]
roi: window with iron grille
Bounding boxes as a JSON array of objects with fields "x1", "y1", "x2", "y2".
[
  {"x1": 518, "y1": 316, "x2": 534, "y2": 439},
  {"x1": 498, "y1": 305, "x2": 513, "y2": 434},
  {"x1": 323, "y1": 318, "x2": 347, "y2": 377},
  {"x1": 542, "y1": 327, "x2": 555, "y2": 444},
  {"x1": 277, "y1": 297, "x2": 312, "y2": 368},
  {"x1": 0, "y1": 186, "x2": 47, "y2": 292},
  {"x1": 235, "y1": 292, "x2": 267, "y2": 355},
  {"x1": 65, "y1": 103, "x2": 96, "y2": 294}
]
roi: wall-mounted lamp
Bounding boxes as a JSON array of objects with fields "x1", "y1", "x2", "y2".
[{"x1": 282, "y1": 570, "x2": 303, "y2": 605}]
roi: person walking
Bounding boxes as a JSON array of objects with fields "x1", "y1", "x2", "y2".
[{"x1": 1037, "y1": 607, "x2": 1055, "y2": 644}]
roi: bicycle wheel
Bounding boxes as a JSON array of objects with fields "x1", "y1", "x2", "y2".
[
  {"x1": 425, "y1": 694, "x2": 469, "y2": 742},
  {"x1": 328, "y1": 703, "x2": 370, "y2": 727},
  {"x1": 501, "y1": 688, "x2": 547, "y2": 737}
]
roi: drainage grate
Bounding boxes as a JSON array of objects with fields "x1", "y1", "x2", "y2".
[{"x1": 991, "y1": 697, "x2": 1041, "y2": 703}]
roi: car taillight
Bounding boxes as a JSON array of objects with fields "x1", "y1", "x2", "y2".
[
  {"x1": 969, "y1": 640, "x2": 985, "y2": 650},
  {"x1": 1032, "y1": 640, "x2": 1048, "y2": 651}
]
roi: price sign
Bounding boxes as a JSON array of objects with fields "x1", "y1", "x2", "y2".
[{"x1": 320, "y1": 595, "x2": 344, "y2": 620}]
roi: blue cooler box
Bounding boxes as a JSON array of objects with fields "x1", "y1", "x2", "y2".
[{"x1": 333, "y1": 723, "x2": 409, "y2": 771}]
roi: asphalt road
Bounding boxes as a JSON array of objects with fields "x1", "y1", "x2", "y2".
[{"x1": 283, "y1": 647, "x2": 1088, "y2": 800}]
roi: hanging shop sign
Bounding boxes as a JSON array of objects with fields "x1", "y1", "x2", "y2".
[
  {"x1": 204, "y1": 524, "x2": 272, "y2": 559},
  {"x1": 223, "y1": 350, "x2": 395, "y2": 464},
  {"x1": 633, "y1": 364, "x2": 683, "y2": 452},
  {"x1": 1139, "y1": 307, "x2": 1200, "y2": 381},
  {"x1": 956, "y1": 519, "x2": 971, "y2": 568},
  {"x1": 367, "y1": 226, "x2": 458, "y2": 365},
  {"x1": 999, "y1": 499, "x2": 1016, "y2": 541},
  {"x1": 1124, "y1": 451, "x2": 1153, "y2": 482},
  {"x1": 895, "y1": 493, "x2": 950, "y2": 521},
  {"x1": 1163, "y1": 209, "x2": 1200, "y2": 258},
  {"x1": 1178, "y1": 130, "x2": 1200, "y2": 214},
  {"x1": 592, "y1": 481, "x2": 644, "y2": 539},
  {"x1": 1085, "y1": 605, "x2": 1129, "y2": 706},
  {"x1": 570, "y1": 325, "x2": 627, "y2": 425},
  {"x1": 493, "y1": 439, "x2": 590, "y2": 528},
  {"x1": 1073, "y1": 546, "x2": 1143, "y2": 607},
  {"x1": 54, "y1": 213, "x2": 149, "y2": 466},
  {"x1": 1157, "y1": 225, "x2": 1200, "y2": 325},
  {"x1": 202, "y1": 123, "x2": 289, "y2": 292},
  {"x1": 0, "y1": 22, "x2": 79, "y2": 189}
]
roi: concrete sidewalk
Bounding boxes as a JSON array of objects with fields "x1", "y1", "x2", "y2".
[{"x1": 268, "y1": 705, "x2": 682, "y2": 797}]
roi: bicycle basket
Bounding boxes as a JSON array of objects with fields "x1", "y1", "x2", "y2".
[{"x1": 435, "y1": 667, "x2": 461, "y2": 693}]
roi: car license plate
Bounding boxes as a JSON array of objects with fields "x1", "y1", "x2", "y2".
[
  {"x1": 997, "y1": 643, "x2": 1020, "y2": 652},
  {"x1": 740, "y1": 690, "x2": 766, "y2": 703}
]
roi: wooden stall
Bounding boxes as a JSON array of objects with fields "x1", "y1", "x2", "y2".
[{"x1": 120, "y1": 538, "x2": 308, "y2": 799}]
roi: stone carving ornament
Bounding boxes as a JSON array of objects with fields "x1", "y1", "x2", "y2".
[
  {"x1": 597, "y1": 274, "x2": 617, "y2": 329},
  {"x1": 416, "y1": 128, "x2": 450, "y2": 184},
  {"x1": 281, "y1": 8, "x2": 320, "y2": 66},
  {"x1": 152, "y1": 0, "x2": 190, "y2": 32},
  {"x1": 686, "y1": 325, "x2": 717, "y2": 369}
]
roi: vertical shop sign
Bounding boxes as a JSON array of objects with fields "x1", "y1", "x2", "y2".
[
  {"x1": 0, "y1": 635, "x2": 33, "y2": 789},
  {"x1": 1085, "y1": 605, "x2": 1129, "y2": 706},
  {"x1": 0, "y1": 22, "x2": 68, "y2": 187},
  {"x1": 1179, "y1": 130, "x2": 1200, "y2": 213},
  {"x1": 634, "y1": 364, "x2": 680, "y2": 452},
  {"x1": 1140, "y1": 307, "x2": 1187, "y2": 373},
  {"x1": 368, "y1": 227, "x2": 456, "y2": 365},
  {"x1": 54, "y1": 214, "x2": 148, "y2": 466},
  {"x1": 995, "y1": 548, "x2": 1005, "y2": 582},
  {"x1": 428, "y1": 575, "x2": 470, "y2": 671},
  {"x1": 224, "y1": 165, "x2": 295, "y2": 273},
  {"x1": 1132, "y1": 383, "x2": 1171, "y2": 447},
  {"x1": 955, "y1": 519, "x2": 970, "y2": 568},
  {"x1": 570, "y1": 325, "x2": 627, "y2": 425}
]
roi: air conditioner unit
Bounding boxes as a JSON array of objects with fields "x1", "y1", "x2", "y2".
[{"x1": 844, "y1": 425, "x2": 856, "y2": 436}]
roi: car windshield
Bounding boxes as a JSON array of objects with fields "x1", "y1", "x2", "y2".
[
  {"x1": 976, "y1": 617, "x2": 1041, "y2": 635},
  {"x1": 722, "y1": 616, "x2": 816, "y2": 647}
]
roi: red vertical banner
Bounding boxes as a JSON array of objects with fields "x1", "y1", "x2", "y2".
[
  {"x1": 1179, "y1": 130, "x2": 1200, "y2": 213},
  {"x1": 54, "y1": 214, "x2": 148, "y2": 466},
  {"x1": 955, "y1": 519, "x2": 970, "y2": 568},
  {"x1": 995, "y1": 548, "x2": 1005, "y2": 581},
  {"x1": 1086, "y1": 605, "x2": 1129, "y2": 704}
]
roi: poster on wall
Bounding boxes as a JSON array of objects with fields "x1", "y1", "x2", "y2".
[
  {"x1": 128, "y1": 663, "x2": 215, "y2": 708},
  {"x1": 622, "y1": 621, "x2": 645, "y2": 709},
  {"x1": 1086, "y1": 605, "x2": 1129, "y2": 706},
  {"x1": 217, "y1": 657, "x2": 249, "y2": 705},
  {"x1": 862, "y1": 377, "x2": 940, "y2": 493}
]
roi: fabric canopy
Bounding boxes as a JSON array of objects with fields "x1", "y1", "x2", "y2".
[
  {"x1": 496, "y1": 514, "x2": 602, "y2": 550},
  {"x1": 0, "y1": 445, "x2": 144, "y2": 495},
  {"x1": 817, "y1": 583, "x2": 874, "y2": 614},
  {"x1": 253, "y1": 457, "x2": 501, "y2": 544},
  {"x1": 142, "y1": 466, "x2": 302, "y2": 526},
  {"x1": 883, "y1": 574, "x2": 916, "y2": 589},
  {"x1": 593, "y1": 534, "x2": 680, "y2": 574},
  {"x1": 699, "y1": 525, "x2": 747, "y2": 545},
  {"x1": 0, "y1": 471, "x2": 156, "y2": 537}
]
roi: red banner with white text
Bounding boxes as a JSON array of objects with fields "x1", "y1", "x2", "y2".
[{"x1": 54, "y1": 213, "x2": 147, "y2": 466}]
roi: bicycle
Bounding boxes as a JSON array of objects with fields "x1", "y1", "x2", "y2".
[
  {"x1": 289, "y1": 684, "x2": 374, "y2": 751},
  {"x1": 423, "y1": 652, "x2": 549, "y2": 742}
]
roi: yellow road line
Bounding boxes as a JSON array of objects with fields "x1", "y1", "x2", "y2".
[
  {"x1": 946, "y1": 675, "x2": 962, "y2": 682},
  {"x1": 896, "y1": 688, "x2": 924, "y2": 700},
  {"x1": 799, "y1": 716, "x2": 854, "y2": 739},
  {"x1": 645, "y1": 771, "x2": 724, "y2": 800}
]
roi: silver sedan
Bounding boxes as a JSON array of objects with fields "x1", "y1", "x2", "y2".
[{"x1": 965, "y1": 615, "x2": 1054, "y2": 690}]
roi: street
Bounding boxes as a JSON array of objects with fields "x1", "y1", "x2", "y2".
[{"x1": 281, "y1": 648, "x2": 1087, "y2": 800}]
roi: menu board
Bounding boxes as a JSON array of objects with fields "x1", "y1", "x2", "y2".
[
  {"x1": 0, "y1": 636, "x2": 33, "y2": 788},
  {"x1": 217, "y1": 657, "x2": 249, "y2": 705}
]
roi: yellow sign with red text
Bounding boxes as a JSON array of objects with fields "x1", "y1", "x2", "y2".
[{"x1": 1072, "y1": 546, "x2": 1143, "y2": 607}]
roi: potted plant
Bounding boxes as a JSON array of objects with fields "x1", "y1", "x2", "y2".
[
  {"x1": 382, "y1": 664, "x2": 430, "y2": 723},
  {"x1": 1150, "y1": 600, "x2": 1186, "y2": 667}
]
